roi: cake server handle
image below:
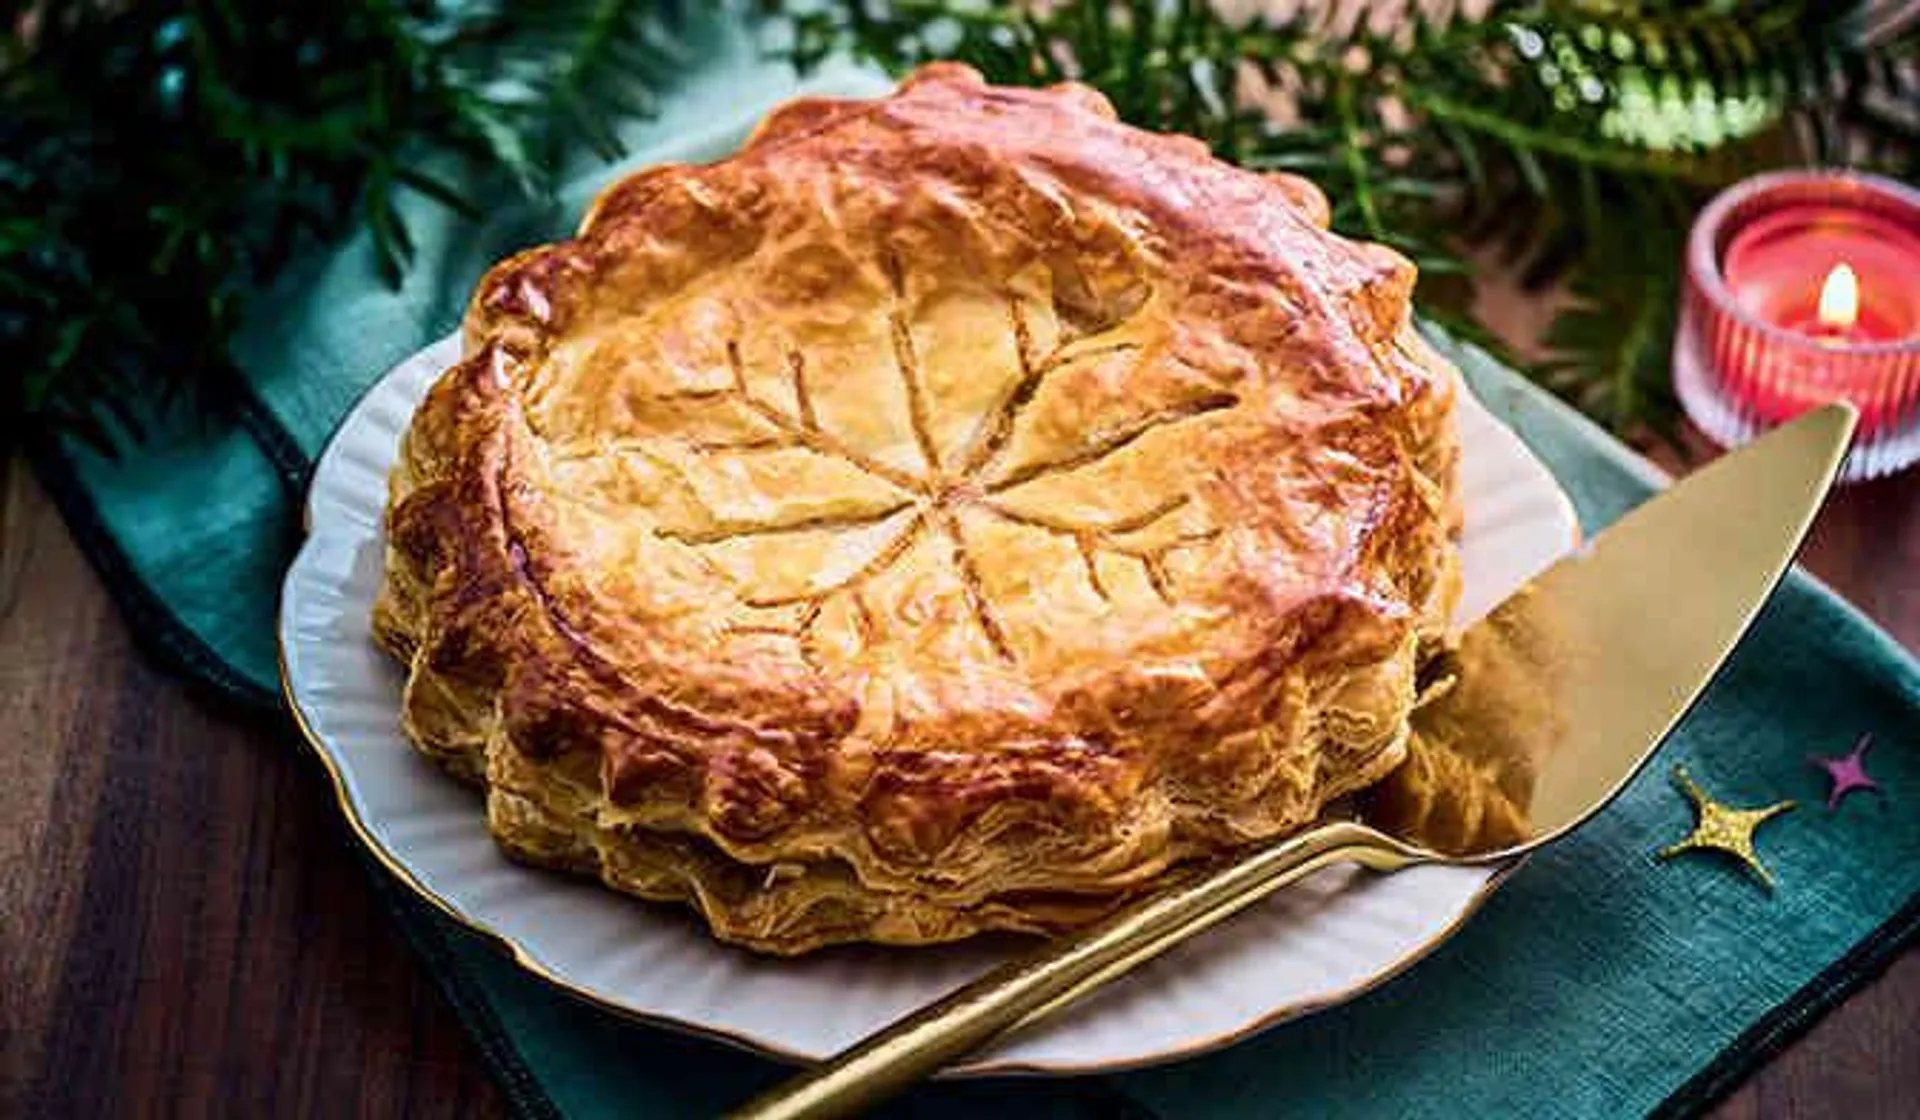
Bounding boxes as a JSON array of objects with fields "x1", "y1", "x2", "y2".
[{"x1": 729, "y1": 818, "x2": 1418, "y2": 1120}]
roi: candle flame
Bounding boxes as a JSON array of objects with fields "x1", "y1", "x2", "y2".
[{"x1": 1817, "y1": 263, "x2": 1859, "y2": 330}]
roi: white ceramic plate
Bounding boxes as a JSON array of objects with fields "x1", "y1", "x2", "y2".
[{"x1": 280, "y1": 333, "x2": 1578, "y2": 1074}]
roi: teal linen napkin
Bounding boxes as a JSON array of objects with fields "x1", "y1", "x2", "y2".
[{"x1": 31, "y1": 14, "x2": 1920, "y2": 1117}]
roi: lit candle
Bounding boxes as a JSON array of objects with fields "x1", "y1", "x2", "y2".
[
  {"x1": 1674, "y1": 170, "x2": 1920, "y2": 482},
  {"x1": 1813, "y1": 263, "x2": 1861, "y2": 343}
]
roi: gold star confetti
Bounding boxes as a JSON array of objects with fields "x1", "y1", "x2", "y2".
[{"x1": 1656, "y1": 764, "x2": 1795, "y2": 890}]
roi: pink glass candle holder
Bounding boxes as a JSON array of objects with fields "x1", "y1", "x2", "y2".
[{"x1": 1674, "y1": 170, "x2": 1920, "y2": 481}]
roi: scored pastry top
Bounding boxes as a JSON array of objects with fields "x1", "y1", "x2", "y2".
[{"x1": 375, "y1": 64, "x2": 1460, "y2": 952}]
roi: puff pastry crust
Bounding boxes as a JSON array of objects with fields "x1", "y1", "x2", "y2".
[{"x1": 374, "y1": 64, "x2": 1463, "y2": 954}]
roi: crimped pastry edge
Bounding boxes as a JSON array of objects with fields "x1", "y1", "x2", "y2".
[{"x1": 373, "y1": 64, "x2": 1464, "y2": 953}]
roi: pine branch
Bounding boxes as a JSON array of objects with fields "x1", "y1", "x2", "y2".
[
  {"x1": 6, "y1": 0, "x2": 1914, "y2": 452},
  {"x1": 1537, "y1": 216, "x2": 1687, "y2": 441},
  {"x1": 783, "y1": 0, "x2": 1917, "y2": 441},
  {"x1": 0, "y1": 0, "x2": 685, "y2": 453}
]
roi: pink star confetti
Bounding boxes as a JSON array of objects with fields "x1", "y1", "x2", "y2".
[{"x1": 1809, "y1": 733, "x2": 1883, "y2": 811}]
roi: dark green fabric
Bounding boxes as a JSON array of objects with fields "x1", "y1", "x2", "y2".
[{"x1": 34, "y1": 16, "x2": 1920, "y2": 1117}]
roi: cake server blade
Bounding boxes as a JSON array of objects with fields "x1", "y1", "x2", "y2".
[{"x1": 733, "y1": 402, "x2": 1856, "y2": 1120}]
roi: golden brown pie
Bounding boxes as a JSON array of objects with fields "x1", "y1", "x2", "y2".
[{"x1": 373, "y1": 64, "x2": 1463, "y2": 954}]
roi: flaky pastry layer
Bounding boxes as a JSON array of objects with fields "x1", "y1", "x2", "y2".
[{"x1": 374, "y1": 65, "x2": 1461, "y2": 953}]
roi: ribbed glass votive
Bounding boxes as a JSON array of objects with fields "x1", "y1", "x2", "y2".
[{"x1": 1674, "y1": 170, "x2": 1920, "y2": 482}]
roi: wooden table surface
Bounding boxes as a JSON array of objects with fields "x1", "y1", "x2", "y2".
[{"x1": 4, "y1": 420, "x2": 1918, "y2": 1116}]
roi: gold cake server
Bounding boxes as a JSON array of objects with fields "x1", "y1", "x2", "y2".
[{"x1": 735, "y1": 403, "x2": 1856, "y2": 1120}]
